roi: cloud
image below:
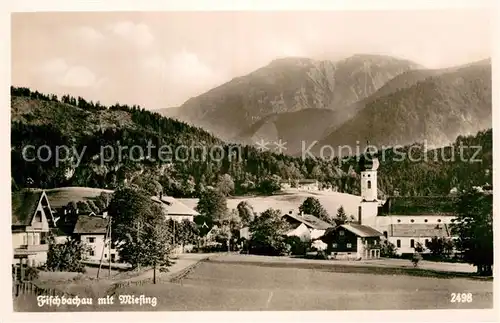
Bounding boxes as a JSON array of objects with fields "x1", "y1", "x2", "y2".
[
  {"x1": 74, "y1": 26, "x2": 104, "y2": 42},
  {"x1": 141, "y1": 50, "x2": 226, "y2": 105},
  {"x1": 38, "y1": 58, "x2": 98, "y2": 88},
  {"x1": 108, "y1": 21, "x2": 154, "y2": 47}
]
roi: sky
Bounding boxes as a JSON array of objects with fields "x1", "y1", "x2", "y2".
[{"x1": 11, "y1": 10, "x2": 492, "y2": 110}]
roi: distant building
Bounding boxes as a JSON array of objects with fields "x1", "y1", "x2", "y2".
[
  {"x1": 11, "y1": 190, "x2": 56, "y2": 267},
  {"x1": 280, "y1": 179, "x2": 320, "y2": 191},
  {"x1": 151, "y1": 193, "x2": 199, "y2": 222}
]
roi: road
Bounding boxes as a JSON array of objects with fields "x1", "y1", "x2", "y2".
[{"x1": 18, "y1": 254, "x2": 493, "y2": 311}]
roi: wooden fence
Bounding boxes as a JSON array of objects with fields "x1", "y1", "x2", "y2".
[{"x1": 12, "y1": 280, "x2": 75, "y2": 298}]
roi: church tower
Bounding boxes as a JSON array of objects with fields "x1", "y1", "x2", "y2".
[{"x1": 358, "y1": 152, "x2": 380, "y2": 227}]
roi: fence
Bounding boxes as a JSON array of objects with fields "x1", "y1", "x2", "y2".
[{"x1": 12, "y1": 280, "x2": 75, "y2": 298}]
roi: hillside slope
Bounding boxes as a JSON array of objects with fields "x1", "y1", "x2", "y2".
[{"x1": 313, "y1": 60, "x2": 492, "y2": 156}]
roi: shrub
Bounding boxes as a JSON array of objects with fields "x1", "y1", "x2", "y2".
[
  {"x1": 411, "y1": 252, "x2": 423, "y2": 267},
  {"x1": 24, "y1": 266, "x2": 39, "y2": 281},
  {"x1": 285, "y1": 236, "x2": 310, "y2": 256},
  {"x1": 380, "y1": 240, "x2": 397, "y2": 258}
]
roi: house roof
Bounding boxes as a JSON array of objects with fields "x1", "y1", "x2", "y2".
[
  {"x1": 12, "y1": 190, "x2": 44, "y2": 226},
  {"x1": 297, "y1": 179, "x2": 318, "y2": 184},
  {"x1": 340, "y1": 223, "x2": 383, "y2": 238},
  {"x1": 389, "y1": 223, "x2": 450, "y2": 238},
  {"x1": 73, "y1": 215, "x2": 109, "y2": 234},
  {"x1": 283, "y1": 213, "x2": 332, "y2": 230},
  {"x1": 151, "y1": 195, "x2": 199, "y2": 216},
  {"x1": 379, "y1": 196, "x2": 457, "y2": 216},
  {"x1": 44, "y1": 187, "x2": 113, "y2": 209}
]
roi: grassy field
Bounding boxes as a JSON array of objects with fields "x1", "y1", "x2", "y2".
[{"x1": 16, "y1": 254, "x2": 493, "y2": 311}]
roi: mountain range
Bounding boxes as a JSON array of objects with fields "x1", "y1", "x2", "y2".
[{"x1": 159, "y1": 55, "x2": 491, "y2": 156}]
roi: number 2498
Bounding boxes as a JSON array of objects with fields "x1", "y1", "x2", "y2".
[{"x1": 451, "y1": 293, "x2": 473, "y2": 303}]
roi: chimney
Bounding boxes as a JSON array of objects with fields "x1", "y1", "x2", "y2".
[
  {"x1": 358, "y1": 206, "x2": 362, "y2": 224},
  {"x1": 159, "y1": 191, "x2": 163, "y2": 200},
  {"x1": 300, "y1": 211, "x2": 304, "y2": 217}
]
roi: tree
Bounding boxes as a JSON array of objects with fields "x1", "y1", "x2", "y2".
[
  {"x1": 379, "y1": 240, "x2": 397, "y2": 258},
  {"x1": 414, "y1": 241, "x2": 425, "y2": 253},
  {"x1": 427, "y1": 236, "x2": 454, "y2": 258},
  {"x1": 108, "y1": 187, "x2": 171, "y2": 269},
  {"x1": 258, "y1": 175, "x2": 281, "y2": 194},
  {"x1": 335, "y1": 205, "x2": 348, "y2": 224},
  {"x1": 249, "y1": 208, "x2": 291, "y2": 256},
  {"x1": 196, "y1": 188, "x2": 228, "y2": 224},
  {"x1": 411, "y1": 252, "x2": 423, "y2": 267},
  {"x1": 237, "y1": 201, "x2": 255, "y2": 226},
  {"x1": 175, "y1": 219, "x2": 200, "y2": 252},
  {"x1": 299, "y1": 197, "x2": 331, "y2": 223},
  {"x1": 76, "y1": 201, "x2": 91, "y2": 214},
  {"x1": 140, "y1": 202, "x2": 173, "y2": 283},
  {"x1": 450, "y1": 189, "x2": 493, "y2": 276},
  {"x1": 46, "y1": 238, "x2": 90, "y2": 273},
  {"x1": 216, "y1": 174, "x2": 235, "y2": 196}
]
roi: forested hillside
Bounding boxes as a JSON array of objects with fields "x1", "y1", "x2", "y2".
[{"x1": 11, "y1": 87, "x2": 492, "y2": 198}]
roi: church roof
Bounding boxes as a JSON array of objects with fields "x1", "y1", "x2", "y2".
[
  {"x1": 379, "y1": 196, "x2": 457, "y2": 216},
  {"x1": 389, "y1": 223, "x2": 450, "y2": 238}
]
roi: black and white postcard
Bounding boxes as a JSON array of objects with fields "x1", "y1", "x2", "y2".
[{"x1": 4, "y1": 1, "x2": 498, "y2": 322}]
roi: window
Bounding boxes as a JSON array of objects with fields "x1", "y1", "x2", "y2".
[
  {"x1": 410, "y1": 239, "x2": 415, "y2": 248},
  {"x1": 425, "y1": 239, "x2": 429, "y2": 247},
  {"x1": 34, "y1": 210, "x2": 42, "y2": 222},
  {"x1": 104, "y1": 254, "x2": 108, "y2": 258},
  {"x1": 397, "y1": 219, "x2": 401, "y2": 223},
  {"x1": 23, "y1": 234, "x2": 27, "y2": 245},
  {"x1": 111, "y1": 254, "x2": 116, "y2": 262},
  {"x1": 437, "y1": 219, "x2": 442, "y2": 223},
  {"x1": 89, "y1": 250, "x2": 95, "y2": 256},
  {"x1": 383, "y1": 231, "x2": 388, "y2": 238},
  {"x1": 368, "y1": 174, "x2": 371, "y2": 177},
  {"x1": 87, "y1": 237, "x2": 95, "y2": 243},
  {"x1": 367, "y1": 181, "x2": 372, "y2": 189},
  {"x1": 410, "y1": 219, "x2": 415, "y2": 223},
  {"x1": 339, "y1": 231, "x2": 344, "y2": 236},
  {"x1": 396, "y1": 239, "x2": 401, "y2": 248},
  {"x1": 346, "y1": 243, "x2": 352, "y2": 248},
  {"x1": 331, "y1": 243, "x2": 338, "y2": 248},
  {"x1": 374, "y1": 240, "x2": 378, "y2": 245},
  {"x1": 424, "y1": 219, "x2": 428, "y2": 223}
]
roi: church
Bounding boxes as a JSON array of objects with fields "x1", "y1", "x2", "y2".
[
  {"x1": 322, "y1": 153, "x2": 457, "y2": 259},
  {"x1": 357, "y1": 154, "x2": 456, "y2": 256}
]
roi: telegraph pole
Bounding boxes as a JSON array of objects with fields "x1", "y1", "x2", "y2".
[
  {"x1": 108, "y1": 216, "x2": 112, "y2": 278},
  {"x1": 97, "y1": 217, "x2": 111, "y2": 279}
]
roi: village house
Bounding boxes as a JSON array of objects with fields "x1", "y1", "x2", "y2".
[
  {"x1": 11, "y1": 190, "x2": 56, "y2": 267},
  {"x1": 320, "y1": 223, "x2": 383, "y2": 260},
  {"x1": 282, "y1": 211, "x2": 332, "y2": 241},
  {"x1": 152, "y1": 193, "x2": 199, "y2": 222},
  {"x1": 73, "y1": 213, "x2": 117, "y2": 263}
]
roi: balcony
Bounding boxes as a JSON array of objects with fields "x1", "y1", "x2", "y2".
[{"x1": 16, "y1": 244, "x2": 49, "y2": 252}]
